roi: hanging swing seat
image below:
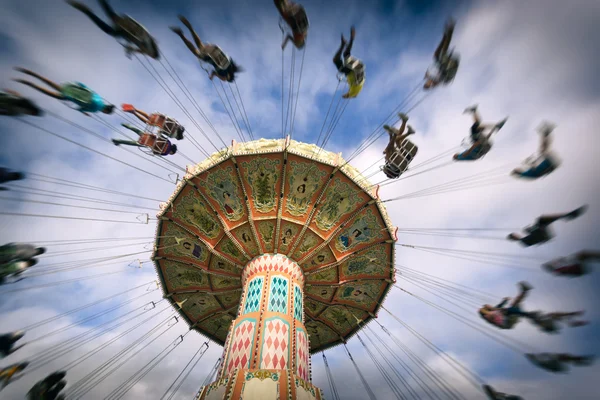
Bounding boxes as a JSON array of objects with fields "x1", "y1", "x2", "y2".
[
  {"x1": 287, "y1": 5, "x2": 309, "y2": 34},
  {"x1": 137, "y1": 132, "x2": 169, "y2": 156},
  {"x1": 454, "y1": 137, "x2": 491, "y2": 161},
  {"x1": 382, "y1": 139, "x2": 418, "y2": 179},
  {"x1": 513, "y1": 152, "x2": 560, "y2": 179},
  {"x1": 203, "y1": 46, "x2": 231, "y2": 71},
  {"x1": 117, "y1": 16, "x2": 152, "y2": 48},
  {"x1": 344, "y1": 56, "x2": 365, "y2": 84},
  {"x1": 147, "y1": 113, "x2": 185, "y2": 140}
]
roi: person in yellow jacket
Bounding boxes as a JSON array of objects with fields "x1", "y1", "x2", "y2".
[
  {"x1": 0, "y1": 362, "x2": 28, "y2": 389},
  {"x1": 332, "y1": 26, "x2": 365, "y2": 98}
]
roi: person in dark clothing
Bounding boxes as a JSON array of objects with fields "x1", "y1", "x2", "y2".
[
  {"x1": 171, "y1": 15, "x2": 242, "y2": 82},
  {"x1": 507, "y1": 206, "x2": 587, "y2": 247},
  {"x1": 67, "y1": 0, "x2": 159, "y2": 59}
]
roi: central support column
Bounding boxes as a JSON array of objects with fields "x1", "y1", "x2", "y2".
[
  {"x1": 197, "y1": 254, "x2": 322, "y2": 400},
  {"x1": 223, "y1": 253, "x2": 309, "y2": 379}
]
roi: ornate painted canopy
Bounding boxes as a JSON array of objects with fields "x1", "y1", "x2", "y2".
[{"x1": 153, "y1": 138, "x2": 397, "y2": 353}]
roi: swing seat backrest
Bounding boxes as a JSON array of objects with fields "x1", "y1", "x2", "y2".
[
  {"x1": 382, "y1": 140, "x2": 419, "y2": 179},
  {"x1": 152, "y1": 138, "x2": 169, "y2": 154},
  {"x1": 345, "y1": 57, "x2": 366, "y2": 83},
  {"x1": 160, "y1": 118, "x2": 184, "y2": 139},
  {"x1": 390, "y1": 139, "x2": 418, "y2": 171},
  {"x1": 148, "y1": 113, "x2": 166, "y2": 128},
  {"x1": 138, "y1": 133, "x2": 157, "y2": 147},
  {"x1": 117, "y1": 16, "x2": 157, "y2": 57},
  {"x1": 289, "y1": 6, "x2": 309, "y2": 33},
  {"x1": 118, "y1": 16, "x2": 149, "y2": 43},
  {"x1": 207, "y1": 46, "x2": 231, "y2": 70},
  {"x1": 472, "y1": 141, "x2": 491, "y2": 159}
]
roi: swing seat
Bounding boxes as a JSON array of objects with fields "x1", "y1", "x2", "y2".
[
  {"x1": 514, "y1": 152, "x2": 560, "y2": 179},
  {"x1": 147, "y1": 113, "x2": 185, "y2": 140},
  {"x1": 288, "y1": 5, "x2": 309, "y2": 33},
  {"x1": 455, "y1": 141, "x2": 491, "y2": 161},
  {"x1": 137, "y1": 133, "x2": 169, "y2": 155},
  {"x1": 206, "y1": 46, "x2": 231, "y2": 71},
  {"x1": 117, "y1": 16, "x2": 158, "y2": 58},
  {"x1": 381, "y1": 139, "x2": 418, "y2": 179},
  {"x1": 118, "y1": 16, "x2": 151, "y2": 44},
  {"x1": 438, "y1": 51, "x2": 459, "y2": 84},
  {"x1": 344, "y1": 56, "x2": 365, "y2": 84}
]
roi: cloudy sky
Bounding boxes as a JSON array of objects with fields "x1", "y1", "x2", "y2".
[{"x1": 1, "y1": 0, "x2": 599, "y2": 399}]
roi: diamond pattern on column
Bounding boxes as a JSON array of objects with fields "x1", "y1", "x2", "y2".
[
  {"x1": 260, "y1": 317, "x2": 290, "y2": 370},
  {"x1": 293, "y1": 284, "x2": 303, "y2": 322},
  {"x1": 296, "y1": 327, "x2": 309, "y2": 381},
  {"x1": 268, "y1": 276, "x2": 289, "y2": 313},
  {"x1": 226, "y1": 319, "x2": 256, "y2": 374},
  {"x1": 243, "y1": 277, "x2": 263, "y2": 314}
]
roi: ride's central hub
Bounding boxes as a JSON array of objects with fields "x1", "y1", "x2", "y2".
[
  {"x1": 154, "y1": 138, "x2": 397, "y2": 400},
  {"x1": 220, "y1": 254, "x2": 309, "y2": 380}
]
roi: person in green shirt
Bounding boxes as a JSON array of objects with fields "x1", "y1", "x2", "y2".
[
  {"x1": 332, "y1": 26, "x2": 365, "y2": 99},
  {"x1": 0, "y1": 259, "x2": 37, "y2": 284},
  {"x1": 0, "y1": 243, "x2": 45, "y2": 264}
]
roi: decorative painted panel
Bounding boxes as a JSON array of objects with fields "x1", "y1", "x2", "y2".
[
  {"x1": 160, "y1": 260, "x2": 210, "y2": 292},
  {"x1": 304, "y1": 299, "x2": 326, "y2": 317},
  {"x1": 279, "y1": 220, "x2": 302, "y2": 254},
  {"x1": 305, "y1": 320, "x2": 338, "y2": 348},
  {"x1": 294, "y1": 284, "x2": 303, "y2": 322},
  {"x1": 172, "y1": 292, "x2": 221, "y2": 321},
  {"x1": 334, "y1": 280, "x2": 383, "y2": 310},
  {"x1": 196, "y1": 313, "x2": 234, "y2": 342},
  {"x1": 339, "y1": 244, "x2": 392, "y2": 280},
  {"x1": 306, "y1": 267, "x2": 338, "y2": 285},
  {"x1": 332, "y1": 207, "x2": 386, "y2": 255},
  {"x1": 301, "y1": 248, "x2": 336, "y2": 272},
  {"x1": 215, "y1": 237, "x2": 247, "y2": 264},
  {"x1": 239, "y1": 157, "x2": 281, "y2": 213},
  {"x1": 285, "y1": 160, "x2": 328, "y2": 218},
  {"x1": 209, "y1": 256, "x2": 239, "y2": 275},
  {"x1": 292, "y1": 230, "x2": 323, "y2": 261},
  {"x1": 296, "y1": 328, "x2": 309, "y2": 381},
  {"x1": 209, "y1": 275, "x2": 241, "y2": 291},
  {"x1": 259, "y1": 317, "x2": 290, "y2": 369},
  {"x1": 231, "y1": 224, "x2": 259, "y2": 256},
  {"x1": 225, "y1": 318, "x2": 257, "y2": 374},
  {"x1": 243, "y1": 277, "x2": 264, "y2": 315},
  {"x1": 295, "y1": 378, "x2": 317, "y2": 400},
  {"x1": 268, "y1": 276, "x2": 289, "y2": 313},
  {"x1": 171, "y1": 188, "x2": 221, "y2": 240},
  {"x1": 305, "y1": 285, "x2": 334, "y2": 302},
  {"x1": 157, "y1": 223, "x2": 210, "y2": 264},
  {"x1": 312, "y1": 178, "x2": 365, "y2": 232},
  {"x1": 241, "y1": 371, "x2": 280, "y2": 398},
  {"x1": 255, "y1": 220, "x2": 275, "y2": 253},
  {"x1": 198, "y1": 166, "x2": 246, "y2": 223}
]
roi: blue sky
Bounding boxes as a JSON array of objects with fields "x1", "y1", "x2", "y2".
[{"x1": 1, "y1": 0, "x2": 600, "y2": 399}]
